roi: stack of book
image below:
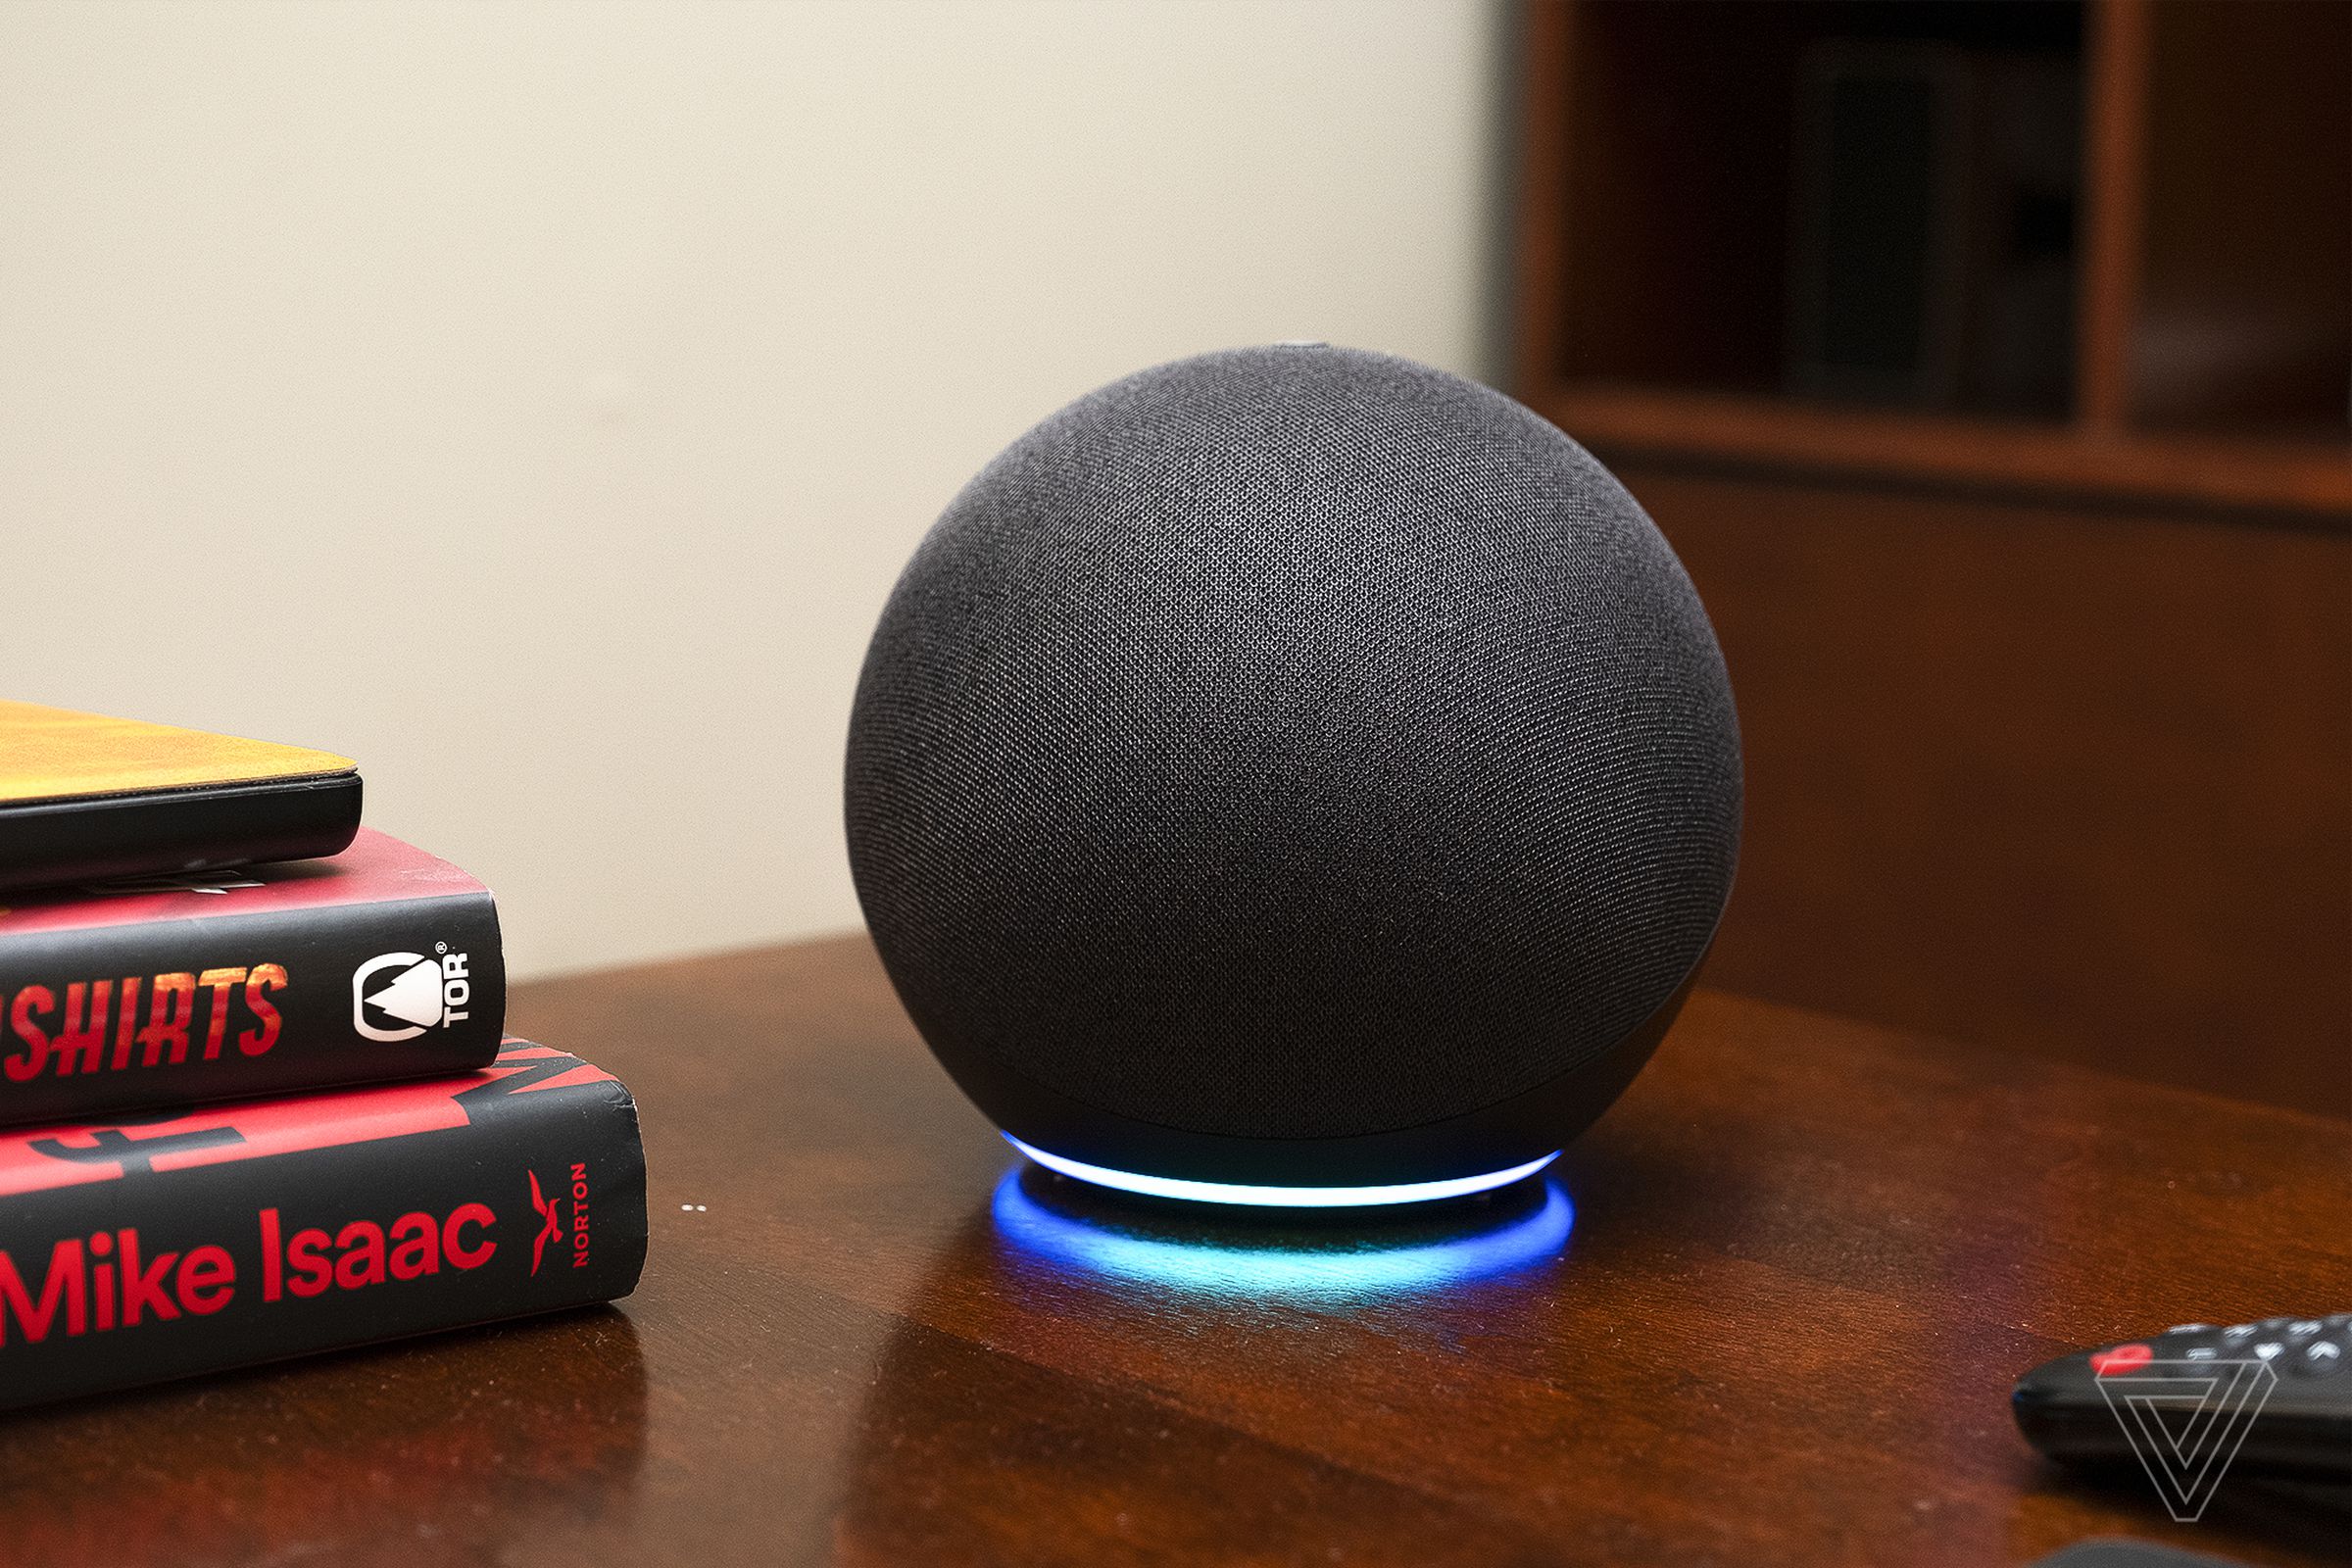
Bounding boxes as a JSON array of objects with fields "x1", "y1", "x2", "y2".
[{"x1": 0, "y1": 703, "x2": 648, "y2": 1409}]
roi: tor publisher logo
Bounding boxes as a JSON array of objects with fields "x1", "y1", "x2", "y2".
[
  {"x1": 352, "y1": 947, "x2": 474, "y2": 1042},
  {"x1": 528, "y1": 1162, "x2": 592, "y2": 1275}
]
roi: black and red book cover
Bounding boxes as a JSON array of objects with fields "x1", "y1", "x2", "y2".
[
  {"x1": 0, "y1": 828, "x2": 504, "y2": 1128},
  {"x1": 0, "y1": 1038, "x2": 647, "y2": 1410}
]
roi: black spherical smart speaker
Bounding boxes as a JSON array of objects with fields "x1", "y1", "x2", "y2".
[{"x1": 846, "y1": 345, "x2": 1740, "y2": 1207}]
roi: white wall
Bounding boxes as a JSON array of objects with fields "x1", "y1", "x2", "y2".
[{"x1": 0, "y1": 0, "x2": 1501, "y2": 978}]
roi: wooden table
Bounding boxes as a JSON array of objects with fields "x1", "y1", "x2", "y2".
[{"x1": 2, "y1": 936, "x2": 2344, "y2": 1566}]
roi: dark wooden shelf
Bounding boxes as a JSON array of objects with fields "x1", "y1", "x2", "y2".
[
  {"x1": 1512, "y1": 0, "x2": 2350, "y2": 1126},
  {"x1": 1514, "y1": 1, "x2": 2352, "y2": 506},
  {"x1": 1540, "y1": 381, "x2": 2352, "y2": 517}
]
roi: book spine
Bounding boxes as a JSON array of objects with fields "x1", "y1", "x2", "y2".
[
  {"x1": 0, "y1": 1061, "x2": 646, "y2": 1409},
  {"x1": 0, "y1": 888, "x2": 506, "y2": 1127}
]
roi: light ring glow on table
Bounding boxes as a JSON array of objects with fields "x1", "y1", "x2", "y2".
[
  {"x1": 1003, "y1": 1134, "x2": 1560, "y2": 1208},
  {"x1": 990, "y1": 1167, "x2": 1576, "y2": 1295}
]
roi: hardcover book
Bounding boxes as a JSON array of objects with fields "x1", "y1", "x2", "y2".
[
  {"x1": 0, "y1": 829, "x2": 504, "y2": 1128},
  {"x1": 0, "y1": 1038, "x2": 647, "y2": 1410}
]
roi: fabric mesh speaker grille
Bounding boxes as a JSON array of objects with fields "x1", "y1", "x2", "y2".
[{"x1": 847, "y1": 346, "x2": 1740, "y2": 1142}]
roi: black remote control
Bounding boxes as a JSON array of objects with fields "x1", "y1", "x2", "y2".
[{"x1": 2014, "y1": 1315, "x2": 2352, "y2": 1489}]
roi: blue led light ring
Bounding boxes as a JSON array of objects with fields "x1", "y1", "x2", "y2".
[
  {"x1": 1004, "y1": 1134, "x2": 1560, "y2": 1208},
  {"x1": 990, "y1": 1168, "x2": 1576, "y2": 1296}
]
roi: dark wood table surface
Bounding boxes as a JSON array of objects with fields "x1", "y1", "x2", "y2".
[{"x1": 2, "y1": 935, "x2": 2345, "y2": 1567}]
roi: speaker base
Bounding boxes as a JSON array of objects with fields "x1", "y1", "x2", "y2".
[
  {"x1": 1006, "y1": 1135, "x2": 1559, "y2": 1209},
  {"x1": 920, "y1": 955, "x2": 1707, "y2": 1190}
]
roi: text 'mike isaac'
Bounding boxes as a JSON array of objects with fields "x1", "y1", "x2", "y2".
[
  {"x1": 0, "y1": 1201, "x2": 502, "y2": 1346},
  {"x1": 0, "y1": 1041, "x2": 646, "y2": 1410}
]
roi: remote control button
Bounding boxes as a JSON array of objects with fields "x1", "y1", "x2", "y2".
[
  {"x1": 2289, "y1": 1341, "x2": 2344, "y2": 1378},
  {"x1": 2183, "y1": 1346, "x2": 2220, "y2": 1360},
  {"x1": 2223, "y1": 1324, "x2": 2258, "y2": 1341},
  {"x1": 2286, "y1": 1319, "x2": 2324, "y2": 1338},
  {"x1": 2253, "y1": 1342, "x2": 2285, "y2": 1361},
  {"x1": 2166, "y1": 1324, "x2": 2213, "y2": 1335},
  {"x1": 2092, "y1": 1343, "x2": 2154, "y2": 1376}
]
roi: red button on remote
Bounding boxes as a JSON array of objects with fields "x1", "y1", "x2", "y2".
[{"x1": 2091, "y1": 1343, "x2": 2153, "y2": 1376}]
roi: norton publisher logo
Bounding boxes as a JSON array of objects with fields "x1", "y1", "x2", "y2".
[
  {"x1": 351, "y1": 948, "x2": 473, "y2": 1043},
  {"x1": 529, "y1": 1163, "x2": 593, "y2": 1275}
]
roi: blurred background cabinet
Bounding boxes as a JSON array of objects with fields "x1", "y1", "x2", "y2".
[{"x1": 1510, "y1": 0, "x2": 2351, "y2": 1115}]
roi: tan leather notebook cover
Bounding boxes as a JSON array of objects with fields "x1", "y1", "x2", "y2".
[{"x1": 0, "y1": 701, "x2": 357, "y2": 806}]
